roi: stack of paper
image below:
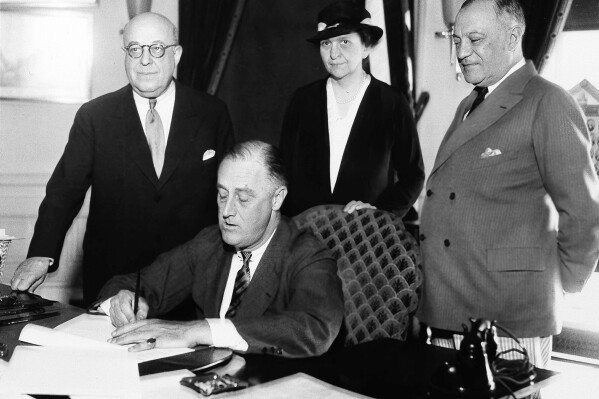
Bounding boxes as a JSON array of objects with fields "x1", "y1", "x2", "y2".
[
  {"x1": 1, "y1": 314, "x2": 195, "y2": 398},
  {"x1": 54, "y1": 313, "x2": 194, "y2": 363},
  {"x1": 2, "y1": 345, "x2": 140, "y2": 398}
]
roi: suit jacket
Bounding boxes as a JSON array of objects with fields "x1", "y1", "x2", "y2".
[
  {"x1": 99, "y1": 217, "x2": 344, "y2": 358},
  {"x1": 28, "y1": 81, "x2": 235, "y2": 304},
  {"x1": 279, "y1": 76, "x2": 424, "y2": 217},
  {"x1": 417, "y1": 61, "x2": 599, "y2": 338}
]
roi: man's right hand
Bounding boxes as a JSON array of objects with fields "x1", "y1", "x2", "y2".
[
  {"x1": 10, "y1": 257, "x2": 51, "y2": 293},
  {"x1": 109, "y1": 290, "x2": 149, "y2": 327}
]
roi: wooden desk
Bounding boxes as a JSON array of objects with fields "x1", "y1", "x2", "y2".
[{"x1": 0, "y1": 286, "x2": 560, "y2": 398}]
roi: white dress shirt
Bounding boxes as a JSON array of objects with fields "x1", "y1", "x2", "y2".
[
  {"x1": 326, "y1": 75, "x2": 371, "y2": 192},
  {"x1": 132, "y1": 80, "x2": 176, "y2": 143},
  {"x1": 206, "y1": 228, "x2": 277, "y2": 351}
]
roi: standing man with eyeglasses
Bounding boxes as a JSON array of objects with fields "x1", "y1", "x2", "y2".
[{"x1": 11, "y1": 12, "x2": 234, "y2": 305}]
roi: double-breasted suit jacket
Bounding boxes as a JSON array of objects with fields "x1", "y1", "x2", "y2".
[
  {"x1": 99, "y1": 218, "x2": 344, "y2": 358},
  {"x1": 280, "y1": 76, "x2": 424, "y2": 218},
  {"x1": 28, "y1": 81, "x2": 235, "y2": 303},
  {"x1": 417, "y1": 61, "x2": 599, "y2": 338}
]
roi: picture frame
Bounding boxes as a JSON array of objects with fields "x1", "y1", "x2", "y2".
[
  {"x1": 0, "y1": 0, "x2": 96, "y2": 9},
  {"x1": 0, "y1": 8, "x2": 93, "y2": 103}
]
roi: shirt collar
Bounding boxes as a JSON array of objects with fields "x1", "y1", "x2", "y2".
[
  {"x1": 237, "y1": 227, "x2": 278, "y2": 262},
  {"x1": 132, "y1": 80, "x2": 176, "y2": 106},
  {"x1": 487, "y1": 58, "x2": 526, "y2": 94}
]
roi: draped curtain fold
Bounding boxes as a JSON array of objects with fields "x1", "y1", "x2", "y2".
[
  {"x1": 177, "y1": 0, "x2": 245, "y2": 94},
  {"x1": 382, "y1": 0, "x2": 415, "y2": 107},
  {"x1": 521, "y1": 0, "x2": 573, "y2": 72}
]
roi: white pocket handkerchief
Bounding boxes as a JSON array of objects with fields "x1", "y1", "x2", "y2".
[
  {"x1": 202, "y1": 149, "x2": 216, "y2": 161},
  {"x1": 480, "y1": 148, "x2": 502, "y2": 158}
]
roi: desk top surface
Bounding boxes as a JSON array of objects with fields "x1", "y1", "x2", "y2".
[{"x1": 0, "y1": 285, "x2": 571, "y2": 399}]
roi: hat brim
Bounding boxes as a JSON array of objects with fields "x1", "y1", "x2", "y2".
[{"x1": 306, "y1": 24, "x2": 383, "y2": 44}]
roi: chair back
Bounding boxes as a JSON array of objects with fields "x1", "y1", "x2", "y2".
[{"x1": 293, "y1": 205, "x2": 422, "y2": 346}]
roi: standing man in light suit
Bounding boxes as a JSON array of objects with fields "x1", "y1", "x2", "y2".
[
  {"x1": 11, "y1": 12, "x2": 234, "y2": 305},
  {"x1": 417, "y1": 0, "x2": 599, "y2": 367}
]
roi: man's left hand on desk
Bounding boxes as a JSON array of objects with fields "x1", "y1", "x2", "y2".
[{"x1": 108, "y1": 318, "x2": 213, "y2": 352}]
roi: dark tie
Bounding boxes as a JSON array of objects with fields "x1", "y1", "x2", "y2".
[
  {"x1": 226, "y1": 251, "x2": 252, "y2": 318},
  {"x1": 468, "y1": 87, "x2": 489, "y2": 117},
  {"x1": 146, "y1": 98, "x2": 165, "y2": 177}
]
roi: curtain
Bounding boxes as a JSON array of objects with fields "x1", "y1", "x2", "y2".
[
  {"x1": 520, "y1": 0, "x2": 573, "y2": 72},
  {"x1": 382, "y1": 0, "x2": 415, "y2": 107},
  {"x1": 177, "y1": 0, "x2": 245, "y2": 94}
]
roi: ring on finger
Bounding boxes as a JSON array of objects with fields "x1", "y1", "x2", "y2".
[{"x1": 146, "y1": 337, "x2": 156, "y2": 348}]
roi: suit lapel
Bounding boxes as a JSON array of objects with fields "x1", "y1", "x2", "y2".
[
  {"x1": 157, "y1": 81, "x2": 198, "y2": 190},
  {"x1": 236, "y1": 223, "x2": 287, "y2": 318},
  {"x1": 314, "y1": 81, "x2": 333, "y2": 194},
  {"x1": 333, "y1": 78, "x2": 377, "y2": 197},
  {"x1": 204, "y1": 245, "x2": 233, "y2": 317},
  {"x1": 119, "y1": 86, "x2": 159, "y2": 186},
  {"x1": 430, "y1": 62, "x2": 536, "y2": 176}
]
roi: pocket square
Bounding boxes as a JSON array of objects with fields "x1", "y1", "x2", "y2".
[
  {"x1": 480, "y1": 148, "x2": 502, "y2": 158},
  {"x1": 202, "y1": 149, "x2": 216, "y2": 161}
]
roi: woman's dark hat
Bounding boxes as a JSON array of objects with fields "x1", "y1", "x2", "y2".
[{"x1": 307, "y1": 1, "x2": 383, "y2": 44}]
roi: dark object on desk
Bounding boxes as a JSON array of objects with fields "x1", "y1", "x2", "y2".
[
  {"x1": 0, "y1": 342, "x2": 8, "y2": 358},
  {"x1": 180, "y1": 372, "x2": 247, "y2": 396},
  {"x1": 0, "y1": 289, "x2": 54, "y2": 309},
  {"x1": 430, "y1": 318, "x2": 536, "y2": 399},
  {"x1": 293, "y1": 205, "x2": 422, "y2": 346},
  {"x1": 0, "y1": 311, "x2": 61, "y2": 326},
  {"x1": 138, "y1": 346, "x2": 233, "y2": 376}
]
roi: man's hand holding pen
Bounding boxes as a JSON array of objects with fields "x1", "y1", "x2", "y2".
[
  {"x1": 109, "y1": 289, "x2": 149, "y2": 327},
  {"x1": 108, "y1": 318, "x2": 214, "y2": 352}
]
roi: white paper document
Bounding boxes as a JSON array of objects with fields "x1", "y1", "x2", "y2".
[
  {"x1": 2, "y1": 345, "x2": 141, "y2": 398},
  {"x1": 45, "y1": 313, "x2": 193, "y2": 362}
]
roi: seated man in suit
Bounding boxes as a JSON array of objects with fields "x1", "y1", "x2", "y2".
[{"x1": 96, "y1": 140, "x2": 344, "y2": 358}]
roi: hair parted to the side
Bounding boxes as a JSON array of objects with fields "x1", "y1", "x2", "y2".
[
  {"x1": 223, "y1": 140, "x2": 289, "y2": 189},
  {"x1": 461, "y1": 0, "x2": 526, "y2": 31}
]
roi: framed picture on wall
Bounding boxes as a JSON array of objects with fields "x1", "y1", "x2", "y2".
[
  {"x1": 0, "y1": 8, "x2": 93, "y2": 103},
  {"x1": 0, "y1": 0, "x2": 96, "y2": 8}
]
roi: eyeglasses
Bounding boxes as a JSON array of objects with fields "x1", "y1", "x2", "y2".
[{"x1": 124, "y1": 44, "x2": 177, "y2": 59}]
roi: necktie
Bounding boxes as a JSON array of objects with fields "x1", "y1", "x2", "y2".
[
  {"x1": 146, "y1": 98, "x2": 165, "y2": 177},
  {"x1": 226, "y1": 251, "x2": 252, "y2": 318},
  {"x1": 468, "y1": 87, "x2": 489, "y2": 117}
]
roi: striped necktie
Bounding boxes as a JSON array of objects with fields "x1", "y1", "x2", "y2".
[
  {"x1": 146, "y1": 98, "x2": 165, "y2": 177},
  {"x1": 226, "y1": 251, "x2": 252, "y2": 318}
]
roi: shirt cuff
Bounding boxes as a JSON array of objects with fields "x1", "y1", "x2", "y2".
[
  {"x1": 205, "y1": 319, "x2": 248, "y2": 352},
  {"x1": 99, "y1": 298, "x2": 112, "y2": 315}
]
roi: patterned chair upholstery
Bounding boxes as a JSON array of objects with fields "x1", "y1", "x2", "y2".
[{"x1": 293, "y1": 204, "x2": 423, "y2": 346}]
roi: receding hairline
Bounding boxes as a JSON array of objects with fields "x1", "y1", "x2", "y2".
[
  {"x1": 460, "y1": 0, "x2": 526, "y2": 30},
  {"x1": 123, "y1": 12, "x2": 178, "y2": 45}
]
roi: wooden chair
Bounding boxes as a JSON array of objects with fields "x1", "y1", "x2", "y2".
[{"x1": 293, "y1": 204, "x2": 423, "y2": 346}]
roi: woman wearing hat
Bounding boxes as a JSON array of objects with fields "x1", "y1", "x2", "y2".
[{"x1": 280, "y1": 0, "x2": 424, "y2": 217}]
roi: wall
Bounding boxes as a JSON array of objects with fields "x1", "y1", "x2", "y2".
[
  {"x1": 0, "y1": 1, "x2": 177, "y2": 303},
  {"x1": 414, "y1": 0, "x2": 471, "y2": 209}
]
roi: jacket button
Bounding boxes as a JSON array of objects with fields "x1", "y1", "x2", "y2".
[
  {"x1": 419, "y1": 234, "x2": 426, "y2": 241},
  {"x1": 449, "y1": 192, "x2": 456, "y2": 200},
  {"x1": 276, "y1": 348, "x2": 283, "y2": 355},
  {"x1": 261, "y1": 347, "x2": 268, "y2": 354},
  {"x1": 426, "y1": 189, "x2": 433, "y2": 197},
  {"x1": 444, "y1": 239, "x2": 450, "y2": 247}
]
